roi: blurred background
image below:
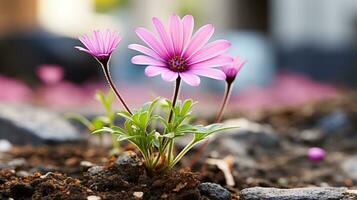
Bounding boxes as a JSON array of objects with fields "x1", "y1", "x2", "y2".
[{"x1": 0, "y1": 0, "x2": 356, "y2": 114}]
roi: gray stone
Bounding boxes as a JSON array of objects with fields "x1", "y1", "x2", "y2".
[
  {"x1": 239, "y1": 187, "x2": 347, "y2": 200},
  {"x1": 318, "y1": 111, "x2": 350, "y2": 135},
  {"x1": 114, "y1": 151, "x2": 140, "y2": 167},
  {"x1": 7, "y1": 158, "x2": 26, "y2": 168},
  {"x1": 207, "y1": 118, "x2": 281, "y2": 168},
  {"x1": 0, "y1": 103, "x2": 82, "y2": 145},
  {"x1": 88, "y1": 166, "x2": 104, "y2": 176},
  {"x1": 341, "y1": 156, "x2": 357, "y2": 181},
  {"x1": 198, "y1": 182, "x2": 231, "y2": 200}
]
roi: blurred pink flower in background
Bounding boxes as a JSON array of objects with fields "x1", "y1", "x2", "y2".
[
  {"x1": 232, "y1": 72, "x2": 338, "y2": 110},
  {"x1": 36, "y1": 64, "x2": 64, "y2": 85},
  {"x1": 0, "y1": 75, "x2": 32, "y2": 103},
  {"x1": 130, "y1": 14, "x2": 231, "y2": 86},
  {"x1": 40, "y1": 81, "x2": 98, "y2": 109}
]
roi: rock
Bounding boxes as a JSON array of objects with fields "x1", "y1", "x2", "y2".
[
  {"x1": 318, "y1": 111, "x2": 350, "y2": 135},
  {"x1": 114, "y1": 151, "x2": 143, "y2": 182},
  {"x1": 198, "y1": 182, "x2": 231, "y2": 200},
  {"x1": 0, "y1": 103, "x2": 82, "y2": 145},
  {"x1": 239, "y1": 187, "x2": 347, "y2": 200},
  {"x1": 87, "y1": 195, "x2": 101, "y2": 200},
  {"x1": 133, "y1": 191, "x2": 143, "y2": 198},
  {"x1": 114, "y1": 151, "x2": 140, "y2": 167},
  {"x1": 341, "y1": 156, "x2": 357, "y2": 181},
  {"x1": 16, "y1": 170, "x2": 30, "y2": 177},
  {"x1": 207, "y1": 118, "x2": 281, "y2": 168},
  {"x1": 7, "y1": 158, "x2": 26, "y2": 168},
  {"x1": 88, "y1": 166, "x2": 105, "y2": 176}
]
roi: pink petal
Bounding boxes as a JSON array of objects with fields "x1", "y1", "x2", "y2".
[
  {"x1": 145, "y1": 66, "x2": 169, "y2": 77},
  {"x1": 183, "y1": 24, "x2": 214, "y2": 59},
  {"x1": 179, "y1": 72, "x2": 200, "y2": 86},
  {"x1": 182, "y1": 15, "x2": 194, "y2": 51},
  {"x1": 135, "y1": 27, "x2": 168, "y2": 59},
  {"x1": 75, "y1": 46, "x2": 91, "y2": 54},
  {"x1": 169, "y1": 14, "x2": 183, "y2": 55},
  {"x1": 152, "y1": 17, "x2": 174, "y2": 55},
  {"x1": 128, "y1": 44, "x2": 164, "y2": 61},
  {"x1": 190, "y1": 68, "x2": 226, "y2": 80},
  {"x1": 161, "y1": 70, "x2": 178, "y2": 82},
  {"x1": 132, "y1": 55, "x2": 166, "y2": 67},
  {"x1": 188, "y1": 40, "x2": 231, "y2": 64},
  {"x1": 190, "y1": 55, "x2": 233, "y2": 69}
]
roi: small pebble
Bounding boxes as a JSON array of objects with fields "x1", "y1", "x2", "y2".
[
  {"x1": 16, "y1": 170, "x2": 30, "y2": 177},
  {"x1": 308, "y1": 147, "x2": 326, "y2": 161},
  {"x1": 133, "y1": 191, "x2": 144, "y2": 198},
  {"x1": 40, "y1": 172, "x2": 54, "y2": 179},
  {"x1": 199, "y1": 182, "x2": 231, "y2": 200},
  {"x1": 88, "y1": 166, "x2": 104, "y2": 176},
  {"x1": 7, "y1": 158, "x2": 26, "y2": 168},
  {"x1": 80, "y1": 161, "x2": 94, "y2": 168},
  {"x1": 87, "y1": 196, "x2": 101, "y2": 200}
]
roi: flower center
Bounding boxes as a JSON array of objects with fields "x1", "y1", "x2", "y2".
[{"x1": 168, "y1": 56, "x2": 188, "y2": 72}]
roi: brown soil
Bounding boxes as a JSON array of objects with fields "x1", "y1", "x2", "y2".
[{"x1": 0, "y1": 147, "x2": 203, "y2": 200}]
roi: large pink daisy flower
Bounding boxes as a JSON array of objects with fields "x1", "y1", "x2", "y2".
[{"x1": 129, "y1": 15, "x2": 232, "y2": 86}]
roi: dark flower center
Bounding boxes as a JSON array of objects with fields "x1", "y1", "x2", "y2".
[{"x1": 168, "y1": 56, "x2": 188, "y2": 72}]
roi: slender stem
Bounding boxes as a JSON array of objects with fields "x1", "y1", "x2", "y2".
[
  {"x1": 215, "y1": 82, "x2": 233, "y2": 123},
  {"x1": 167, "y1": 139, "x2": 174, "y2": 165},
  {"x1": 100, "y1": 62, "x2": 133, "y2": 115},
  {"x1": 168, "y1": 77, "x2": 181, "y2": 123},
  {"x1": 189, "y1": 82, "x2": 233, "y2": 167},
  {"x1": 169, "y1": 139, "x2": 196, "y2": 169}
]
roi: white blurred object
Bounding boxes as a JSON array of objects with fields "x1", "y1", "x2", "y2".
[
  {"x1": 222, "y1": 31, "x2": 276, "y2": 90},
  {"x1": 271, "y1": 0, "x2": 357, "y2": 49},
  {"x1": 37, "y1": 0, "x2": 122, "y2": 37},
  {"x1": 0, "y1": 139, "x2": 12, "y2": 152}
]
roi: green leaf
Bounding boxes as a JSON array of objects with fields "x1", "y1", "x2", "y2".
[
  {"x1": 181, "y1": 99, "x2": 195, "y2": 116},
  {"x1": 117, "y1": 111, "x2": 134, "y2": 122},
  {"x1": 64, "y1": 113, "x2": 94, "y2": 131}
]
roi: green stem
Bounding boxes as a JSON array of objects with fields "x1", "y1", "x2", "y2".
[
  {"x1": 189, "y1": 82, "x2": 233, "y2": 167},
  {"x1": 100, "y1": 62, "x2": 133, "y2": 115},
  {"x1": 169, "y1": 139, "x2": 196, "y2": 169},
  {"x1": 167, "y1": 139, "x2": 174, "y2": 165}
]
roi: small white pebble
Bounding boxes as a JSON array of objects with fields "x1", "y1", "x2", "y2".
[
  {"x1": 87, "y1": 195, "x2": 101, "y2": 200},
  {"x1": 80, "y1": 161, "x2": 94, "y2": 167},
  {"x1": 0, "y1": 140, "x2": 12, "y2": 152},
  {"x1": 40, "y1": 172, "x2": 54, "y2": 179},
  {"x1": 133, "y1": 191, "x2": 144, "y2": 198}
]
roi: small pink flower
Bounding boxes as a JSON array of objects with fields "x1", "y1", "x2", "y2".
[
  {"x1": 221, "y1": 55, "x2": 245, "y2": 83},
  {"x1": 308, "y1": 147, "x2": 326, "y2": 161},
  {"x1": 37, "y1": 64, "x2": 64, "y2": 85},
  {"x1": 75, "y1": 29, "x2": 122, "y2": 63},
  {"x1": 129, "y1": 14, "x2": 232, "y2": 86}
]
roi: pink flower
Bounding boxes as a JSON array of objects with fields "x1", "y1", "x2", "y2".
[
  {"x1": 129, "y1": 14, "x2": 232, "y2": 86},
  {"x1": 308, "y1": 147, "x2": 326, "y2": 161},
  {"x1": 75, "y1": 30, "x2": 122, "y2": 63},
  {"x1": 36, "y1": 64, "x2": 64, "y2": 85},
  {"x1": 221, "y1": 55, "x2": 245, "y2": 83}
]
